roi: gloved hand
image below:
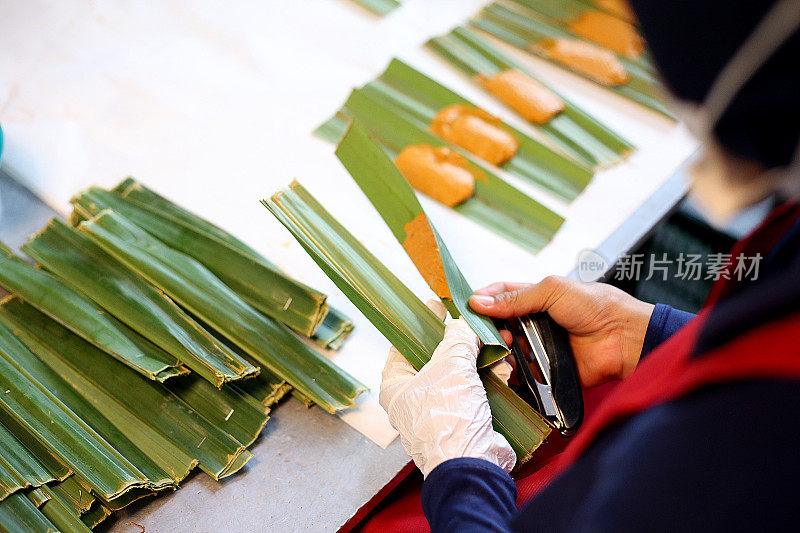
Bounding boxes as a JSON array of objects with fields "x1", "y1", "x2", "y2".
[{"x1": 379, "y1": 299, "x2": 516, "y2": 478}]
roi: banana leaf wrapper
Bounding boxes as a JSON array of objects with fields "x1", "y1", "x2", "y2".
[
  {"x1": 427, "y1": 26, "x2": 634, "y2": 167},
  {"x1": 264, "y1": 182, "x2": 551, "y2": 464},
  {"x1": 21, "y1": 220, "x2": 258, "y2": 388},
  {"x1": 107, "y1": 178, "x2": 355, "y2": 350},
  {"x1": 471, "y1": 3, "x2": 673, "y2": 117},
  {"x1": 77, "y1": 210, "x2": 367, "y2": 414},
  {"x1": 485, "y1": 1, "x2": 658, "y2": 81},
  {"x1": 317, "y1": 58, "x2": 594, "y2": 202},
  {"x1": 0, "y1": 242, "x2": 188, "y2": 382},
  {"x1": 336, "y1": 121, "x2": 511, "y2": 366},
  {"x1": 0, "y1": 298, "x2": 263, "y2": 482}
]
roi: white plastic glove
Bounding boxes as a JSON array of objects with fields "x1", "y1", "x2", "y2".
[{"x1": 379, "y1": 299, "x2": 517, "y2": 478}]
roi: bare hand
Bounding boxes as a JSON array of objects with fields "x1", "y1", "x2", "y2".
[{"x1": 468, "y1": 276, "x2": 654, "y2": 388}]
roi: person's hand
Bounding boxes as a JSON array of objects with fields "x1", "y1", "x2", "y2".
[
  {"x1": 469, "y1": 276, "x2": 655, "y2": 388},
  {"x1": 379, "y1": 300, "x2": 516, "y2": 478}
]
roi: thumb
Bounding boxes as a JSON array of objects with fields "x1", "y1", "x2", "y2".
[{"x1": 468, "y1": 276, "x2": 568, "y2": 319}]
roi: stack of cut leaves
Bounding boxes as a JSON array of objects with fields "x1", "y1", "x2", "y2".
[
  {"x1": 265, "y1": 122, "x2": 554, "y2": 467},
  {"x1": 427, "y1": 26, "x2": 634, "y2": 168},
  {"x1": 73, "y1": 179, "x2": 354, "y2": 351},
  {"x1": 0, "y1": 179, "x2": 364, "y2": 531},
  {"x1": 470, "y1": 2, "x2": 672, "y2": 117},
  {"x1": 318, "y1": 58, "x2": 594, "y2": 202}
]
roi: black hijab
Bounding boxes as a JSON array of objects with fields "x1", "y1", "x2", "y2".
[{"x1": 630, "y1": 0, "x2": 799, "y2": 169}]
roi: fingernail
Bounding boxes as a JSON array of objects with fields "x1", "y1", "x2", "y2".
[{"x1": 470, "y1": 294, "x2": 494, "y2": 306}]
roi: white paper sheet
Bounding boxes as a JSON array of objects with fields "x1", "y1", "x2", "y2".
[{"x1": 0, "y1": 0, "x2": 697, "y2": 448}]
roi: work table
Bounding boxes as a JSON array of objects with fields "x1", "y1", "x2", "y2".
[{"x1": 0, "y1": 164, "x2": 689, "y2": 531}]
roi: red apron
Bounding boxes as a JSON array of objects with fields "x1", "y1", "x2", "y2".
[{"x1": 358, "y1": 202, "x2": 800, "y2": 532}]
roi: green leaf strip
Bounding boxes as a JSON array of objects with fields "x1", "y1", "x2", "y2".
[
  {"x1": 311, "y1": 306, "x2": 356, "y2": 350},
  {"x1": 237, "y1": 371, "x2": 293, "y2": 408},
  {"x1": 0, "y1": 421, "x2": 64, "y2": 503},
  {"x1": 0, "y1": 491, "x2": 62, "y2": 533},
  {"x1": 49, "y1": 477, "x2": 95, "y2": 517},
  {"x1": 34, "y1": 485, "x2": 93, "y2": 533},
  {"x1": 21, "y1": 220, "x2": 258, "y2": 388},
  {"x1": 0, "y1": 243, "x2": 187, "y2": 382},
  {"x1": 81, "y1": 504, "x2": 112, "y2": 529}
]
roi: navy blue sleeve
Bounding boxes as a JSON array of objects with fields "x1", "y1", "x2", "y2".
[
  {"x1": 640, "y1": 303, "x2": 695, "y2": 358},
  {"x1": 511, "y1": 380, "x2": 800, "y2": 532},
  {"x1": 421, "y1": 457, "x2": 516, "y2": 533}
]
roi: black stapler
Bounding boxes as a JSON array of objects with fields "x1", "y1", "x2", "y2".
[{"x1": 502, "y1": 314, "x2": 584, "y2": 437}]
